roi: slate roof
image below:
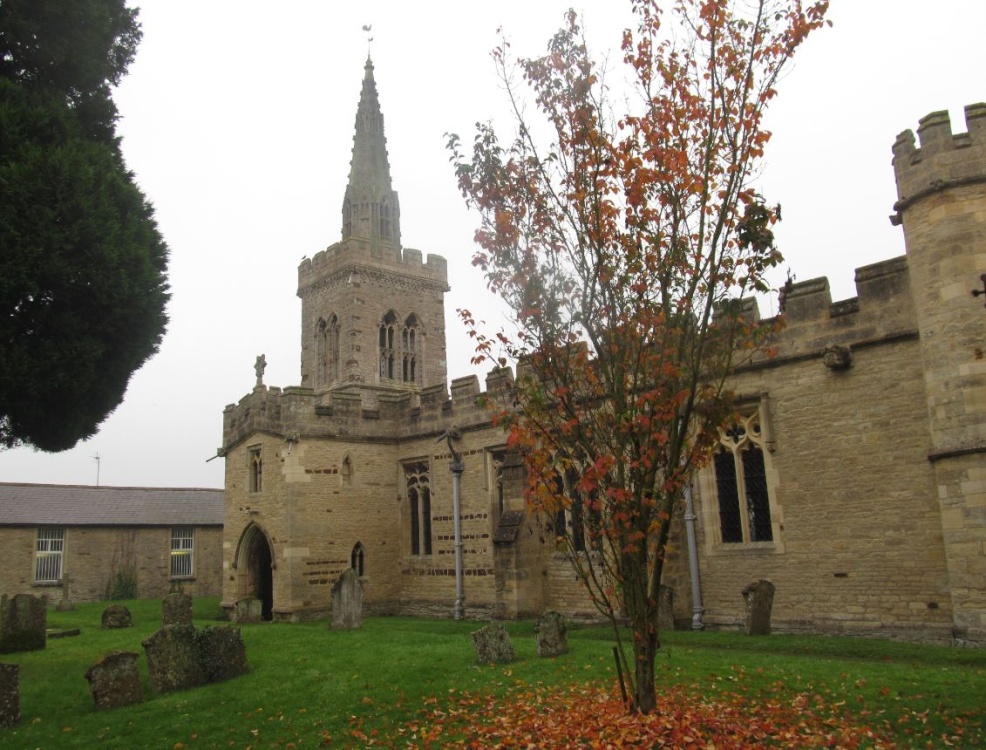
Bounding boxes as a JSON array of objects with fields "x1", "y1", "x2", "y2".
[{"x1": 0, "y1": 483, "x2": 224, "y2": 527}]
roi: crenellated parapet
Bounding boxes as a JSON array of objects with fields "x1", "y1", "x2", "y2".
[
  {"x1": 298, "y1": 238, "x2": 448, "y2": 294},
  {"x1": 748, "y1": 256, "x2": 917, "y2": 366},
  {"x1": 221, "y1": 367, "x2": 514, "y2": 454},
  {"x1": 891, "y1": 103, "x2": 986, "y2": 222}
]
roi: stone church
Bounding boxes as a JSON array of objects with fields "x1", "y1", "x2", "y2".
[{"x1": 220, "y1": 57, "x2": 984, "y2": 646}]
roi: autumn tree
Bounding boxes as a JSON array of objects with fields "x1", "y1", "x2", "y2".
[
  {"x1": 449, "y1": 0, "x2": 827, "y2": 714},
  {"x1": 0, "y1": 0, "x2": 170, "y2": 451}
]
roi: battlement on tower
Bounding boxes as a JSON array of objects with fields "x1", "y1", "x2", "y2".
[
  {"x1": 221, "y1": 366, "x2": 514, "y2": 453},
  {"x1": 891, "y1": 103, "x2": 986, "y2": 217},
  {"x1": 298, "y1": 238, "x2": 448, "y2": 291}
]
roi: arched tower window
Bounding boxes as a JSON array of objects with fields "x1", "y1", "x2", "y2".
[
  {"x1": 316, "y1": 318, "x2": 327, "y2": 387},
  {"x1": 315, "y1": 315, "x2": 340, "y2": 388},
  {"x1": 405, "y1": 462, "x2": 431, "y2": 555},
  {"x1": 379, "y1": 311, "x2": 398, "y2": 380},
  {"x1": 351, "y1": 542, "x2": 365, "y2": 576},
  {"x1": 402, "y1": 314, "x2": 421, "y2": 384}
]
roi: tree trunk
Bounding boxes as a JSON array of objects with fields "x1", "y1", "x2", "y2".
[{"x1": 632, "y1": 621, "x2": 659, "y2": 713}]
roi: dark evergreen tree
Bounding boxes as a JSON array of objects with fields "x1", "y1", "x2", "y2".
[{"x1": 0, "y1": 0, "x2": 169, "y2": 451}]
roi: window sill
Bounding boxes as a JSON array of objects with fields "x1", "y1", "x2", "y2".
[
  {"x1": 169, "y1": 576, "x2": 196, "y2": 582},
  {"x1": 32, "y1": 581, "x2": 63, "y2": 587},
  {"x1": 710, "y1": 541, "x2": 782, "y2": 555}
]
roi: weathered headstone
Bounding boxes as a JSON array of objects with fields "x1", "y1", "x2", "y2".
[
  {"x1": 196, "y1": 626, "x2": 249, "y2": 683},
  {"x1": 231, "y1": 598, "x2": 263, "y2": 624},
  {"x1": 471, "y1": 623, "x2": 515, "y2": 664},
  {"x1": 85, "y1": 651, "x2": 143, "y2": 709},
  {"x1": 162, "y1": 592, "x2": 193, "y2": 627},
  {"x1": 535, "y1": 611, "x2": 568, "y2": 657},
  {"x1": 331, "y1": 568, "x2": 363, "y2": 630},
  {"x1": 0, "y1": 594, "x2": 46, "y2": 653},
  {"x1": 658, "y1": 585, "x2": 675, "y2": 631},
  {"x1": 102, "y1": 604, "x2": 133, "y2": 629},
  {"x1": 742, "y1": 579, "x2": 775, "y2": 635},
  {"x1": 0, "y1": 663, "x2": 19, "y2": 727},
  {"x1": 142, "y1": 625, "x2": 206, "y2": 693}
]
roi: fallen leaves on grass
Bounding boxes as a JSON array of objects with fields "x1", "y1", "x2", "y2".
[{"x1": 383, "y1": 683, "x2": 897, "y2": 749}]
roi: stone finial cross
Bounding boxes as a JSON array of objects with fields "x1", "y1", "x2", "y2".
[{"x1": 254, "y1": 354, "x2": 267, "y2": 387}]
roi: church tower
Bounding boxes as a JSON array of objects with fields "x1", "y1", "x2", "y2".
[
  {"x1": 297, "y1": 57, "x2": 449, "y2": 404},
  {"x1": 892, "y1": 103, "x2": 986, "y2": 644}
]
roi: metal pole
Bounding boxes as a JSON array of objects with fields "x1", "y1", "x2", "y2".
[
  {"x1": 451, "y1": 457, "x2": 465, "y2": 620},
  {"x1": 683, "y1": 482, "x2": 705, "y2": 630}
]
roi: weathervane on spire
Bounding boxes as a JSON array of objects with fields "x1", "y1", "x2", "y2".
[{"x1": 362, "y1": 24, "x2": 373, "y2": 56}]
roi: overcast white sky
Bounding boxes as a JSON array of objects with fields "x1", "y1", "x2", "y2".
[{"x1": 1, "y1": 1, "x2": 983, "y2": 489}]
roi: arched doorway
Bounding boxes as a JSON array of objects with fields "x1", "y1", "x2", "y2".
[
  {"x1": 248, "y1": 530, "x2": 274, "y2": 620},
  {"x1": 236, "y1": 523, "x2": 274, "y2": 621}
]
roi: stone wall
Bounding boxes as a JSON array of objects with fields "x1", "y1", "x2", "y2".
[{"x1": 0, "y1": 526, "x2": 223, "y2": 603}]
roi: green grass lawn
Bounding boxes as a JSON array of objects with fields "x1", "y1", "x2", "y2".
[{"x1": 0, "y1": 598, "x2": 982, "y2": 748}]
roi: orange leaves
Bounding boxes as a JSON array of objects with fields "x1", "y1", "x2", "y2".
[{"x1": 402, "y1": 682, "x2": 896, "y2": 749}]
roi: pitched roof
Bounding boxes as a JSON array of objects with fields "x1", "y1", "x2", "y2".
[{"x1": 0, "y1": 483, "x2": 224, "y2": 527}]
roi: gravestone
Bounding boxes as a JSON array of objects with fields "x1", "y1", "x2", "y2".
[
  {"x1": 0, "y1": 663, "x2": 19, "y2": 727},
  {"x1": 55, "y1": 575, "x2": 77, "y2": 612},
  {"x1": 471, "y1": 623, "x2": 515, "y2": 664},
  {"x1": 85, "y1": 651, "x2": 143, "y2": 709},
  {"x1": 142, "y1": 625, "x2": 206, "y2": 693},
  {"x1": 742, "y1": 579, "x2": 775, "y2": 635},
  {"x1": 535, "y1": 611, "x2": 568, "y2": 657},
  {"x1": 102, "y1": 604, "x2": 133, "y2": 629},
  {"x1": 231, "y1": 598, "x2": 263, "y2": 624},
  {"x1": 658, "y1": 585, "x2": 675, "y2": 631},
  {"x1": 331, "y1": 568, "x2": 363, "y2": 630},
  {"x1": 162, "y1": 592, "x2": 193, "y2": 626},
  {"x1": 196, "y1": 626, "x2": 249, "y2": 683},
  {"x1": 0, "y1": 594, "x2": 46, "y2": 653}
]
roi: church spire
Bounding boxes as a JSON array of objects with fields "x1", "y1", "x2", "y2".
[{"x1": 342, "y1": 55, "x2": 401, "y2": 252}]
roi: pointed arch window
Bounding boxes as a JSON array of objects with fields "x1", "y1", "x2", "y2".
[
  {"x1": 316, "y1": 317, "x2": 340, "y2": 388},
  {"x1": 713, "y1": 411, "x2": 773, "y2": 543},
  {"x1": 402, "y1": 314, "x2": 421, "y2": 384},
  {"x1": 405, "y1": 462, "x2": 432, "y2": 555},
  {"x1": 379, "y1": 311, "x2": 398, "y2": 380},
  {"x1": 351, "y1": 542, "x2": 365, "y2": 576}
]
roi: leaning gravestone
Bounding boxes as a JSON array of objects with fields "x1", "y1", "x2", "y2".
[
  {"x1": 658, "y1": 585, "x2": 675, "y2": 631},
  {"x1": 0, "y1": 594, "x2": 46, "y2": 653},
  {"x1": 142, "y1": 625, "x2": 207, "y2": 694},
  {"x1": 0, "y1": 663, "x2": 19, "y2": 727},
  {"x1": 331, "y1": 568, "x2": 364, "y2": 630},
  {"x1": 742, "y1": 579, "x2": 776, "y2": 635},
  {"x1": 195, "y1": 626, "x2": 249, "y2": 683},
  {"x1": 85, "y1": 651, "x2": 143, "y2": 709},
  {"x1": 101, "y1": 604, "x2": 133, "y2": 629},
  {"x1": 535, "y1": 611, "x2": 569, "y2": 657},
  {"x1": 471, "y1": 623, "x2": 515, "y2": 664},
  {"x1": 162, "y1": 592, "x2": 193, "y2": 626},
  {"x1": 232, "y1": 597, "x2": 263, "y2": 623}
]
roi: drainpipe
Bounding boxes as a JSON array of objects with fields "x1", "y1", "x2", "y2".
[
  {"x1": 683, "y1": 482, "x2": 705, "y2": 630},
  {"x1": 451, "y1": 455, "x2": 465, "y2": 620},
  {"x1": 440, "y1": 426, "x2": 465, "y2": 620}
]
